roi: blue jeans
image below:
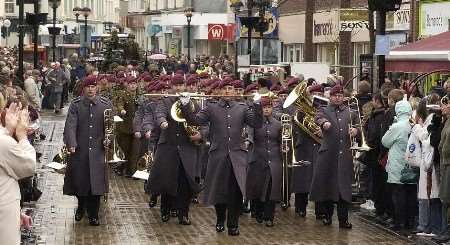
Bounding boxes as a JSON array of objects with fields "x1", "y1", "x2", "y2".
[{"x1": 417, "y1": 198, "x2": 442, "y2": 234}]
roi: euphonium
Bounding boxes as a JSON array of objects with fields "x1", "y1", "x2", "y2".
[
  {"x1": 170, "y1": 100, "x2": 201, "y2": 144},
  {"x1": 104, "y1": 109, "x2": 127, "y2": 167},
  {"x1": 283, "y1": 82, "x2": 322, "y2": 143}
]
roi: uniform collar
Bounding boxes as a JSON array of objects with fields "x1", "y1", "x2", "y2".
[
  {"x1": 82, "y1": 95, "x2": 99, "y2": 105},
  {"x1": 329, "y1": 103, "x2": 345, "y2": 112},
  {"x1": 219, "y1": 99, "x2": 234, "y2": 107}
]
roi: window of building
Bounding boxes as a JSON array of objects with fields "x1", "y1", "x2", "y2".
[
  {"x1": 5, "y1": 0, "x2": 14, "y2": 14},
  {"x1": 283, "y1": 43, "x2": 303, "y2": 63},
  {"x1": 175, "y1": 0, "x2": 183, "y2": 8}
]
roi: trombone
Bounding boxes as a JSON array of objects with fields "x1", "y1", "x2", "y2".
[
  {"x1": 347, "y1": 97, "x2": 371, "y2": 154},
  {"x1": 280, "y1": 114, "x2": 304, "y2": 209}
]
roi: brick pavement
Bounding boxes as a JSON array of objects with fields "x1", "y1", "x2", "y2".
[{"x1": 23, "y1": 111, "x2": 416, "y2": 245}]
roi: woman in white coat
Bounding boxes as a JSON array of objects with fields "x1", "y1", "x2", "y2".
[
  {"x1": 406, "y1": 98, "x2": 441, "y2": 236},
  {"x1": 0, "y1": 103, "x2": 36, "y2": 245}
]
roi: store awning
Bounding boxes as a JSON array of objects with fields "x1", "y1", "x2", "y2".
[{"x1": 386, "y1": 31, "x2": 450, "y2": 73}]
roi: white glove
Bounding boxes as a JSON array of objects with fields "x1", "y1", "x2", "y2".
[
  {"x1": 253, "y1": 93, "x2": 262, "y2": 104},
  {"x1": 179, "y1": 93, "x2": 191, "y2": 106}
]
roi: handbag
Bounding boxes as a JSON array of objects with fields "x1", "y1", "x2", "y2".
[{"x1": 400, "y1": 164, "x2": 420, "y2": 184}]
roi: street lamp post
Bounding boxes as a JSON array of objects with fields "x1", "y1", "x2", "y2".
[
  {"x1": 50, "y1": 0, "x2": 61, "y2": 62},
  {"x1": 72, "y1": 7, "x2": 82, "y2": 56},
  {"x1": 81, "y1": 7, "x2": 91, "y2": 58},
  {"x1": 231, "y1": 1, "x2": 243, "y2": 79},
  {"x1": 184, "y1": 7, "x2": 193, "y2": 62}
]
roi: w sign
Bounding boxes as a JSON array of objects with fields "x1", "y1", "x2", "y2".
[{"x1": 208, "y1": 24, "x2": 226, "y2": 40}]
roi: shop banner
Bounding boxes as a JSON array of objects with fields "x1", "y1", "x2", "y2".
[
  {"x1": 208, "y1": 24, "x2": 236, "y2": 41},
  {"x1": 339, "y1": 9, "x2": 368, "y2": 32}
]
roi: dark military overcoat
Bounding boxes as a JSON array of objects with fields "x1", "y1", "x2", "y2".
[
  {"x1": 246, "y1": 116, "x2": 282, "y2": 201},
  {"x1": 182, "y1": 99, "x2": 263, "y2": 205},
  {"x1": 63, "y1": 95, "x2": 112, "y2": 196},
  {"x1": 310, "y1": 104, "x2": 354, "y2": 203},
  {"x1": 147, "y1": 97, "x2": 201, "y2": 196}
]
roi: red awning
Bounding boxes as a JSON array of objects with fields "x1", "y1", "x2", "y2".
[{"x1": 386, "y1": 31, "x2": 450, "y2": 73}]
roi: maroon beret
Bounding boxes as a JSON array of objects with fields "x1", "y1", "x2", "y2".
[
  {"x1": 107, "y1": 75, "x2": 116, "y2": 83},
  {"x1": 83, "y1": 75, "x2": 97, "y2": 87},
  {"x1": 126, "y1": 76, "x2": 137, "y2": 84},
  {"x1": 270, "y1": 84, "x2": 282, "y2": 92},
  {"x1": 278, "y1": 87, "x2": 289, "y2": 95},
  {"x1": 209, "y1": 80, "x2": 220, "y2": 90},
  {"x1": 231, "y1": 80, "x2": 244, "y2": 89},
  {"x1": 186, "y1": 76, "x2": 198, "y2": 86},
  {"x1": 330, "y1": 85, "x2": 344, "y2": 96},
  {"x1": 261, "y1": 97, "x2": 272, "y2": 107},
  {"x1": 218, "y1": 77, "x2": 234, "y2": 89},
  {"x1": 308, "y1": 84, "x2": 324, "y2": 93},
  {"x1": 171, "y1": 74, "x2": 185, "y2": 85},
  {"x1": 287, "y1": 78, "x2": 300, "y2": 88},
  {"x1": 244, "y1": 83, "x2": 259, "y2": 94}
]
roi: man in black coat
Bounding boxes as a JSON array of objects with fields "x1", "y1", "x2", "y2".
[
  {"x1": 311, "y1": 85, "x2": 357, "y2": 229},
  {"x1": 63, "y1": 76, "x2": 113, "y2": 226},
  {"x1": 180, "y1": 80, "x2": 263, "y2": 236},
  {"x1": 147, "y1": 75, "x2": 202, "y2": 225}
]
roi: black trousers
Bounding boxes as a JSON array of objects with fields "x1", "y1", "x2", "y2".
[
  {"x1": 295, "y1": 193, "x2": 309, "y2": 212},
  {"x1": 161, "y1": 162, "x2": 192, "y2": 218},
  {"x1": 77, "y1": 195, "x2": 101, "y2": 219},
  {"x1": 214, "y1": 157, "x2": 243, "y2": 229},
  {"x1": 323, "y1": 198, "x2": 349, "y2": 222},
  {"x1": 254, "y1": 178, "x2": 276, "y2": 221},
  {"x1": 391, "y1": 183, "x2": 417, "y2": 228}
]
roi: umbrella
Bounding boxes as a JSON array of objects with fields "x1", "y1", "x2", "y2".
[{"x1": 149, "y1": 53, "x2": 167, "y2": 60}]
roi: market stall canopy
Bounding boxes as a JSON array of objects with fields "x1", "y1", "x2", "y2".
[{"x1": 386, "y1": 31, "x2": 450, "y2": 73}]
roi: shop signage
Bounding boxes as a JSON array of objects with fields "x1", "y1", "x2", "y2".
[
  {"x1": 339, "y1": 9, "x2": 369, "y2": 32},
  {"x1": 386, "y1": 3, "x2": 410, "y2": 31},
  {"x1": 208, "y1": 24, "x2": 235, "y2": 41},
  {"x1": 126, "y1": 15, "x2": 146, "y2": 28},
  {"x1": 419, "y1": 1, "x2": 450, "y2": 36},
  {"x1": 313, "y1": 10, "x2": 339, "y2": 43}
]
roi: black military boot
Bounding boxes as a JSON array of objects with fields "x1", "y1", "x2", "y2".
[
  {"x1": 339, "y1": 221, "x2": 352, "y2": 229},
  {"x1": 75, "y1": 208, "x2": 84, "y2": 221},
  {"x1": 178, "y1": 216, "x2": 191, "y2": 225},
  {"x1": 161, "y1": 209, "x2": 170, "y2": 222},
  {"x1": 228, "y1": 227, "x2": 240, "y2": 236}
]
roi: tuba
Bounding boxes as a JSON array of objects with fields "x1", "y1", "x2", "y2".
[
  {"x1": 283, "y1": 82, "x2": 322, "y2": 144},
  {"x1": 170, "y1": 100, "x2": 201, "y2": 144},
  {"x1": 104, "y1": 109, "x2": 127, "y2": 168}
]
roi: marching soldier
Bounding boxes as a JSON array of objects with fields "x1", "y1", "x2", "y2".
[
  {"x1": 63, "y1": 75, "x2": 113, "y2": 226},
  {"x1": 311, "y1": 85, "x2": 356, "y2": 229},
  {"x1": 246, "y1": 97, "x2": 282, "y2": 227},
  {"x1": 115, "y1": 76, "x2": 141, "y2": 177},
  {"x1": 180, "y1": 79, "x2": 263, "y2": 236},
  {"x1": 147, "y1": 75, "x2": 202, "y2": 225},
  {"x1": 291, "y1": 85, "x2": 324, "y2": 218}
]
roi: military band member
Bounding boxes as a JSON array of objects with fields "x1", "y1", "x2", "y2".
[
  {"x1": 147, "y1": 75, "x2": 202, "y2": 225},
  {"x1": 291, "y1": 84, "x2": 324, "y2": 218},
  {"x1": 63, "y1": 76, "x2": 113, "y2": 226},
  {"x1": 180, "y1": 80, "x2": 263, "y2": 236},
  {"x1": 115, "y1": 76, "x2": 141, "y2": 177},
  {"x1": 311, "y1": 85, "x2": 356, "y2": 229},
  {"x1": 246, "y1": 97, "x2": 282, "y2": 227}
]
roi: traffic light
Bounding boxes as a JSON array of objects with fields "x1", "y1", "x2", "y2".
[{"x1": 369, "y1": 0, "x2": 402, "y2": 11}]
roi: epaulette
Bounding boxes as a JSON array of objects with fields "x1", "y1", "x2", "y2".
[{"x1": 72, "y1": 97, "x2": 81, "y2": 103}]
